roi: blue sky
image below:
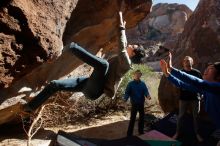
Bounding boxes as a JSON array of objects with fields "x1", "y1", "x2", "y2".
[{"x1": 153, "y1": 0, "x2": 200, "y2": 10}]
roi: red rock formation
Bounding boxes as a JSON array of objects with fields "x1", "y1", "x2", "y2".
[
  {"x1": 127, "y1": 3, "x2": 192, "y2": 49},
  {"x1": 158, "y1": 0, "x2": 220, "y2": 112},
  {"x1": 0, "y1": 0, "x2": 152, "y2": 125},
  {"x1": 126, "y1": 3, "x2": 192, "y2": 71},
  {"x1": 0, "y1": 0, "x2": 78, "y2": 88}
]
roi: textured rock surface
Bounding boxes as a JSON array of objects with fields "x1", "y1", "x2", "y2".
[
  {"x1": 126, "y1": 3, "x2": 192, "y2": 71},
  {"x1": 127, "y1": 3, "x2": 192, "y2": 49},
  {"x1": 158, "y1": 0, "x2": 220, "y2": 112},
  {"x1": 0, "y1": 0, "x2": 152, "y2": 124},
  {"x1": 0, "y1": 0, "x2": 77, "y2": 88}
]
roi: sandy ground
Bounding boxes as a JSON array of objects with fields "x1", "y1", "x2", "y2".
[{"x1": 0, "y1": 111, "x2": 163, "y2": 146}]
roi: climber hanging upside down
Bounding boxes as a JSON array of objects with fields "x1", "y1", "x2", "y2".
[{"x1": 23, "y1": 11, "x2": 145, "y2": 112}]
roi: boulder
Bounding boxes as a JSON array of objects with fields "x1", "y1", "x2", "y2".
[
  {"x1": 158, "y1": 0, "x2": 220, "y2": 112},
  {"x1": 170, "y1": 10, "x2": 187, "y2": 34},
  {"x1": 152, "y1": 15, "x2": 170, "y2": 33},
  {"x1": 0, "y1": 0, "x2": 152, "y2": 124},
  {"x1": 127, "y1": 3, "x2": 192, "y2": 47},
  {"x1": 0, "y1": 0, "x2": 78, "y2": 88},
  {"x1": 127, "y1": 3, "x2": 192, "y2": 71}
]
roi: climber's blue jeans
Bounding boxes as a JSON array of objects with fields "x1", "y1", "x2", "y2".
[{"x1": 27, "y1": 43, "x2": 109, "y2": 111}]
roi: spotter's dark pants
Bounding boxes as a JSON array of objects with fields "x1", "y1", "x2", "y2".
[{"x1": 127, "y1": 103, "x2": 145, "y2": 136}]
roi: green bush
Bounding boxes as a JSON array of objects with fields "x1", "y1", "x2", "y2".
[
  {"x1": 116, "y1": 64, "x2": 163, "y2": 116},
  {"x1": 116, "y1": 64, "x2": 154, "y2": 98}
]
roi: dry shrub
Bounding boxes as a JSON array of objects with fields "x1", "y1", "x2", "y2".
[
  {"x1": 38, "y1": 64, "x2": 162, "y2": 128},
  {"x1": 40, "y1": 91, "x2": 127, "y2": 128}
]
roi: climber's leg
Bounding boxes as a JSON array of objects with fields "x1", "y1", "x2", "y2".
[
  {"x1": 25, "y1": 77, "x2": 88, "y2": 111},
  {"x1": 68, "y1": 42, "x2": 109, "y2": 73}
]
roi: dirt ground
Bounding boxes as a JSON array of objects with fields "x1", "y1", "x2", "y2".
[{"x1": 0, "y1": 111, "x2": 163, "y2": 146}]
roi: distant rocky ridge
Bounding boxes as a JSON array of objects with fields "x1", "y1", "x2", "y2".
[{"x1": 127, "y1": 3, "x2": 192, "y2": 70}]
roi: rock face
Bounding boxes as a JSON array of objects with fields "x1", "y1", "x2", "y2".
[
  {"x1": 0, "y1": 0, "x2": 77, "y2": 88},
  {"x1": 158, "y1": 0, "x2": 220, "y2": 112},
  {"x1": 0, "y1": 0, "x2": 152, "y2": 124},
  {"x1": 127, "y1": 3, "x2": 192, "y2": 49},
  {"x1": 126, "y1": 3, "x2": 192, "y2": 71}
]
